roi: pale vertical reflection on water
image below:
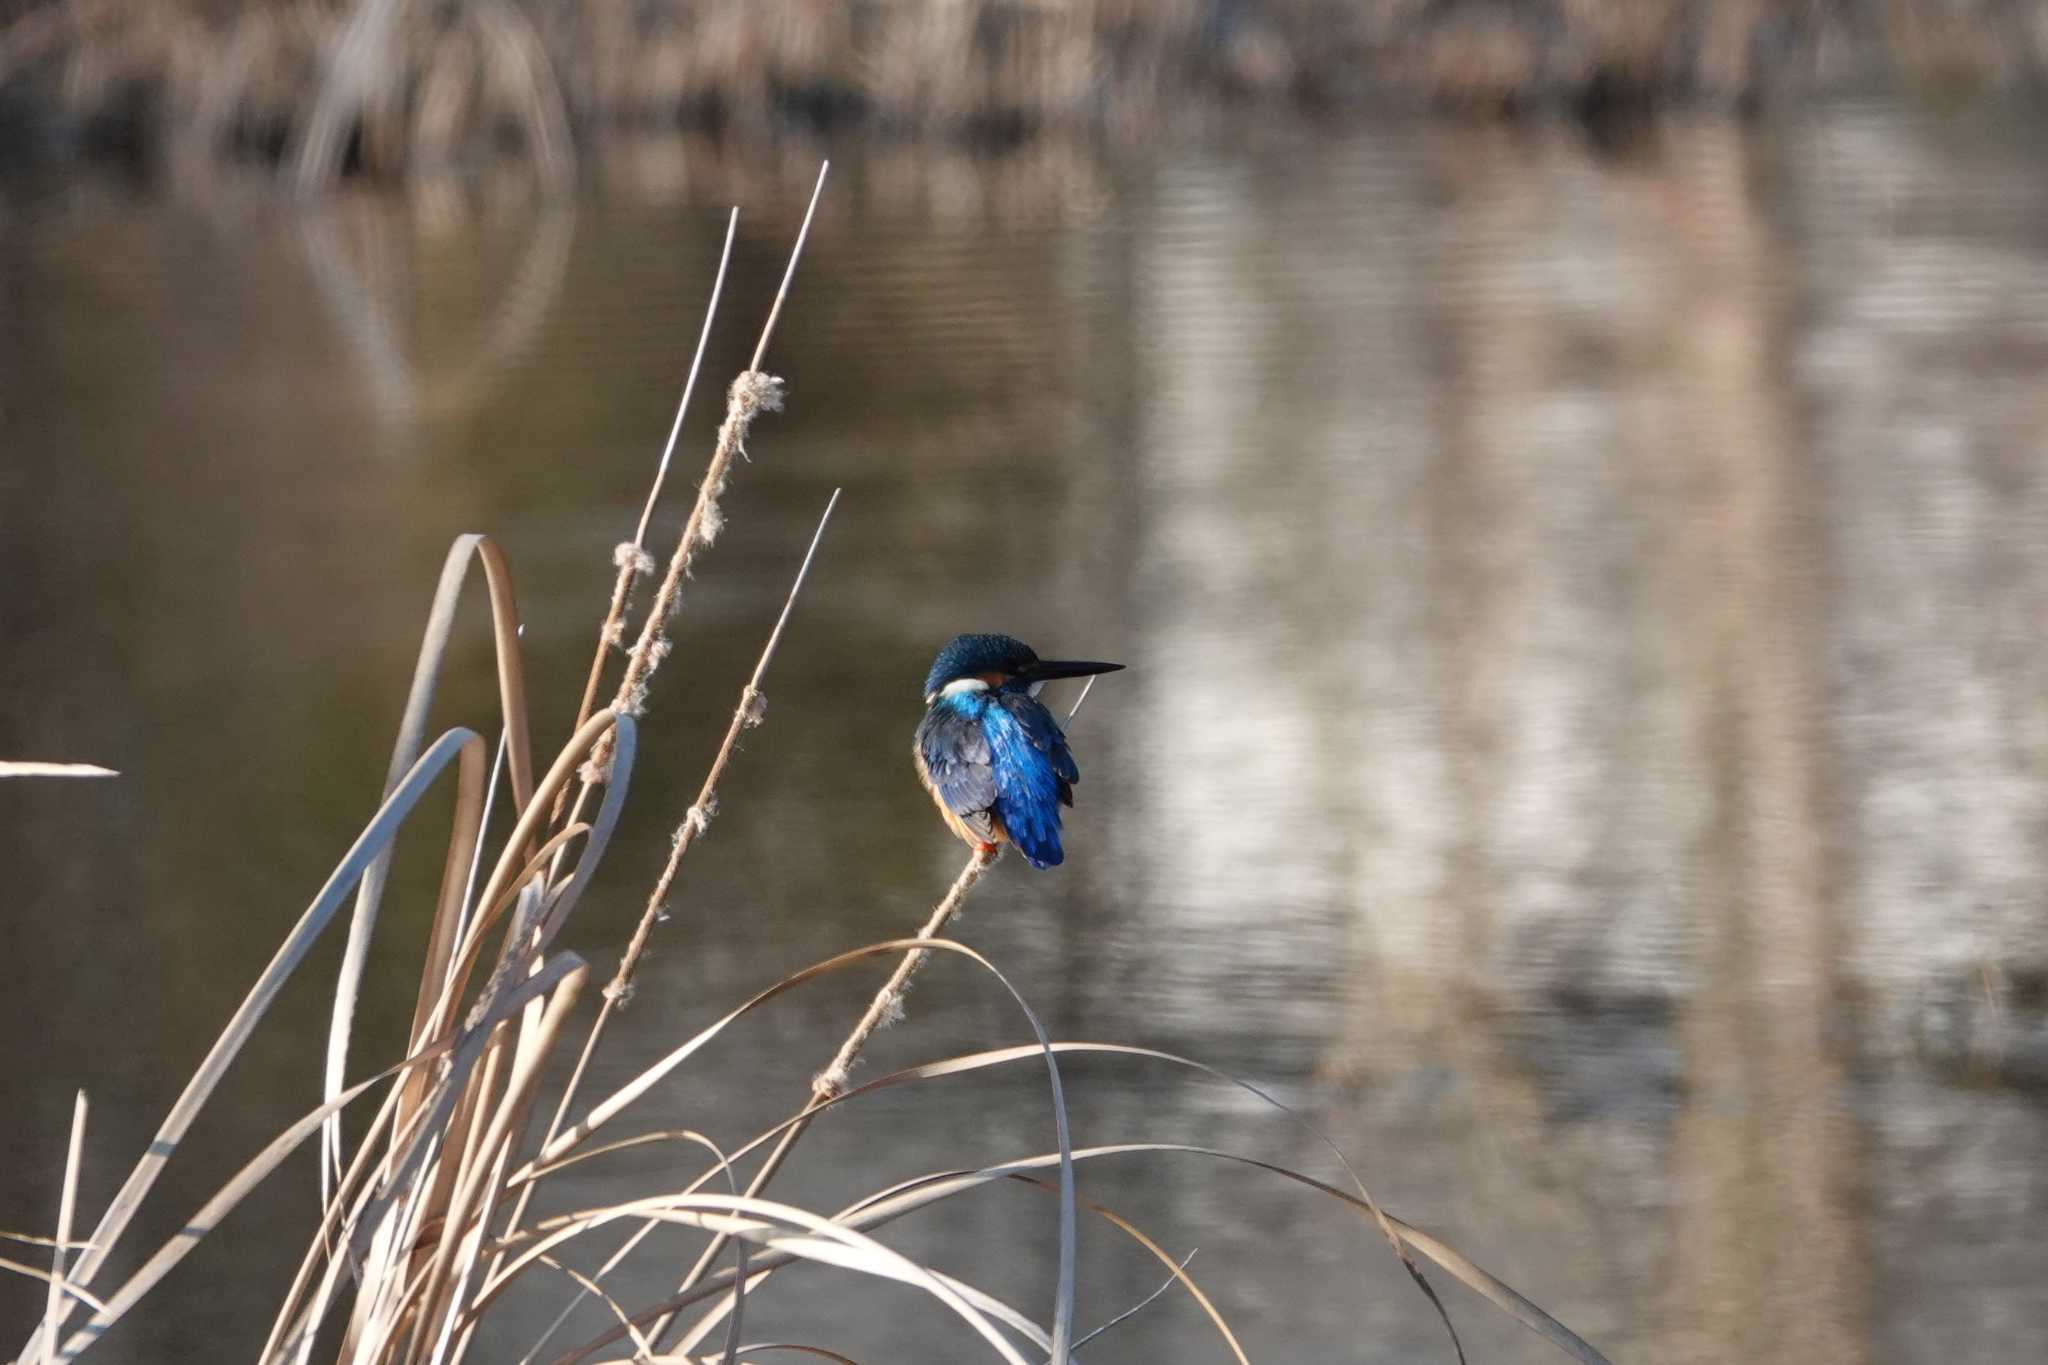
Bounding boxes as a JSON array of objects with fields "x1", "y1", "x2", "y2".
[{"x1": 7, "y1": 101, "x2": 2048, "y2": 1361}]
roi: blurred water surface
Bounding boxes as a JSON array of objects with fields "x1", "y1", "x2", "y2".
[{"x1": 7, "y1": 100, "x2": 2048, "y2": 1362}]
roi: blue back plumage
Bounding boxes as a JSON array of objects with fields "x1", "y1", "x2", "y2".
[{"x1": 917, "y1": 686, "x2": 1079, "y2": 869}]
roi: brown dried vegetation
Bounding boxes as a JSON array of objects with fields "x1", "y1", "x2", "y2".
[
  {"x1": 3, "y1": 165, "x2": 1622, "y2": 1365},
  {"x1": 5, "y1": 1, "x2": 2048, "y2": 185}
]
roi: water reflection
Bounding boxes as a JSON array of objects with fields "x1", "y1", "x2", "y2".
[
  {"x1": 295, "y1": 197, "x2": 577, "y2": 420},
  {"x1": 6, "y1": 102, "x2": 2048, "y2": 1361}
]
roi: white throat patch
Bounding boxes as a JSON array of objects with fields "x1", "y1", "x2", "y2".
[{"x1": 939, "y1": 677, "x2": 990, "y2": 699}]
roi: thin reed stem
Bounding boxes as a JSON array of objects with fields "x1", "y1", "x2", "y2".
[
  {"x1": 40, "y1": 1092, "x2": 86, "y2": 1365},
  {"x1": 0, "y1": 761, "x2": 117, "y2": 778},
  {"x1": 811, "y1": 847, "x2": 999, "y2": 1102},
  {"x1": 545, "y1": 489, "x2": 839, "y2": 1140},
  {"x1": 651, "y1": 685, "x2": 1106, "y2": 1352},
  {"x1": 651, "y1": 845, "x2": 999, "y2": 1354},
  {"x1": 559, "y1": 208, "x2": 740, "y2": 783},
  {"x1": 578, "y1": 163, "x2": 827, "y2": 784},
  {"x1": 468, "y1": 165, "x2": 829, "y2": 1365},
  {"x1": 628, "y1": 489, "x2": 839, "y2": 994},
  {"x1": 634, "y1": 209, "x2": 741, "y2": 553},
  {"x1": 490, "y1": 491, "x2": 841, "y2": 1356}
]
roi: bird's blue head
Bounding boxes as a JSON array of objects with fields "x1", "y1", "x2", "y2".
[{"x1": 922, "y1": 633, "x2": 1123, "y2": 704}]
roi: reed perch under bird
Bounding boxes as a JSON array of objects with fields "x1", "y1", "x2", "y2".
[{"x1": 913, "y1": 633, "x2": 1123, "y2": 868}]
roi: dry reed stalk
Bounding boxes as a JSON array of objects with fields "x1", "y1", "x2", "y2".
[
  {"x1": 501, "y1": 154, "x2": 825, "y2": 1180},
  {"x1": 531, "y1": 1107, "x2": 1606, "y2": 1365},
  {"x1": 0, "y1": 144, "x2": 1619, "y2": 1365},
  {"x1": 304, "y1": 705, "x2": 626, "y2": 1365},
  {"x1": 0, "y1": 761, "x2": 118, "y2": 778},
  {"x1": 38, "y1": 1092, "x2": 87, "y2": 1365},
  {"x1": 650, "y1": 845, "x2": 999, "y2": 1355},
  {"x1": 611, "y1": 488, "x2": 840, "y2": 1012},
  {"x1": 409, "y1": 969, "x2": 586, "y2": 1364},
  {"x1": 259, "y1": 1068, "x2": 413, "y2": 1360},
  {"x1": 323, "y1": 534, "x2": 534, "y2": 1211},
  {"x1": 0, "y1": 1260, "x2": 99, "y2": 1320},
  {"x1": 21, "y1": 725, "x2": 494, "y2": 1361},
  {"x1": 451, "y1": 167, "x2": 827, "y2": 1364},
  {"x1": 554, "y1": 207, "x2": 739, "y2": 828},
  {"x1": 11, "y1": 170, "x2": 853, "y2": 1355},
  {"x1": 474, "y1": 947, "x2": 1604, "y2": 1365},
  {"x1": 652, "y1": 663, "x2": 1104, "y2": 1353},
  {"x1": 573, "y1": 160, "x2": 826, "y2": 795},
  {"x1": 804, "y1": 672, "x2": 1106, "y2": 1102},
  {"x1": 811, "y1": 847, "x2": 1000, "y2": 1102},
  {"x1": 510, "y1": 933, "x2": 1094, "y2": 1365},
  {"x1": 480, "y1": 489, "x2": 841, "y2": 1362},
  {"x1": 355, "y1": 945, "x2": 597, "y2": 1363}
]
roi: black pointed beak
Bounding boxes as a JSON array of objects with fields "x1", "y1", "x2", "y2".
[{"x1": 1020, "y1": 659, "x2": 1125, "y2": 685}]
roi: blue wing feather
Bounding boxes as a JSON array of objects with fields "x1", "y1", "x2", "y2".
[
  {"x1": 986, "y1": 692, "x2": 1079, "y2": 868},
  {"x1": 916, "y1": 702, "x2": 998, "y2": 841}
]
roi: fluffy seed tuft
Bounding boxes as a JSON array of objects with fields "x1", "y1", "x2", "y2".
[
  {"x1": 613, "y1": 541, "x2": 657, "y2": 576},
  {"x1": 812, "y1": 1063, "x2": 851, "y2": 1100},
  {"x1": 697, "y1": 498, "x2": 725, "y2": 547},
  {"x1": 730, "y1": 370, "x2": 785, "y2": 416},
  {"x1": 724, "y1": 371, "x2": 786, "y2": 465}
]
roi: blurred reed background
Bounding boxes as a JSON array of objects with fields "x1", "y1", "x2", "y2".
[
  {"x1": 7, "y1": 2, "x2": 2048, "y2": 1363},
  {"x1": 7, "y1": 1, "x2": 2048, "y2": 185}
]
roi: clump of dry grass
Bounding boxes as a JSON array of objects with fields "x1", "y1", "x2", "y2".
[{"x1": 5, "y1": 166, "x2": 1616, "y2": 1365}]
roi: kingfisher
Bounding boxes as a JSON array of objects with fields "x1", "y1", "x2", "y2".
[{"x1": 914, "y1": 633, "x2": 1124, "y2": 869}]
